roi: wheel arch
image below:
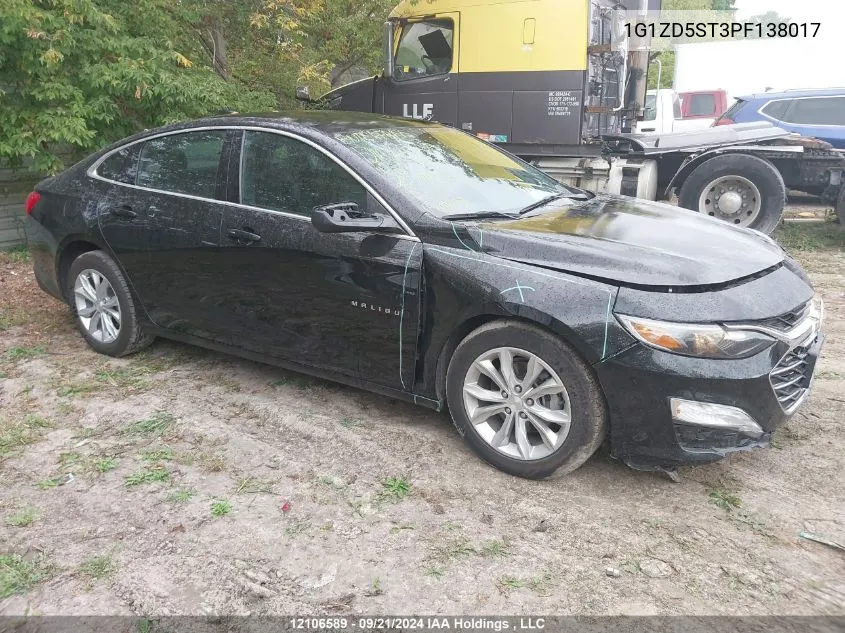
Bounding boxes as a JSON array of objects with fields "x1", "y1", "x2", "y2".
[
  {"x1": 666, "y1": 149, "x2": 780, "y2": 196},
  {"x1": 433, "y1": 306, "x2": 605, "y2": 406},
  {"x1": 56, "y1": 236, "x2": 108, "y2": 302}
]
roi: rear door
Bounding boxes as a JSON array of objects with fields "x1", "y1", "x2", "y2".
[
  {"x1": 94, "y1": 129, "x2": 232, "y2": 338},
  {"x1": 778, "y1": 96, "x2": 845, "y2": 149},
  {"x1": 380, "y1": 15, "x2": 459, "y2": 127},
  {"x1": 215, "y1": 129, "x2": 423, "y2": 390}
]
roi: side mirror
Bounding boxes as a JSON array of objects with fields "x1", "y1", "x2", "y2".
[
  {"x1": 295, "y1": 85, "x2": 311, "y2": 102},
  {"x1": 383, "y1": 21, "x2": 395, "y2": 79},
  {"x1": 312, "y1": 203, "x2": 386, "y2": 233}
]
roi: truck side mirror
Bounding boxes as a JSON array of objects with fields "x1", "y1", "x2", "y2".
[{"x1": 383, "y1": 21, "x2": 395, "y2": 79}]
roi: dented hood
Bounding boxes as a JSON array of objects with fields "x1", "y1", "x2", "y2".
[{"x1": 474, "y1": 195, "x2": 785, "y2": 288}]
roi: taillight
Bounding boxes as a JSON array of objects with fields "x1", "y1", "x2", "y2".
[
  {"x1": 713, "y1": 117, "x2": 734, "y2": 126},
  {"x1": 24, "y1": 191, "x2": 41, "y2": 214}
]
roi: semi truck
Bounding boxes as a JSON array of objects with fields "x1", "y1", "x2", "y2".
[{"x1": 305, "y1": 0, "x2": 845, "y2": 234}]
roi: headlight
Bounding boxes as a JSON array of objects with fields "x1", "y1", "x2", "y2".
[{"x1": 617, "y1": 314, "x2": 776, "y2": 359}]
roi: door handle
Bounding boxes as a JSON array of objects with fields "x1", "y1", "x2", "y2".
[
  {"x1": 227, "y1": 228, "x2": 262, "y2": 244},
  {"x1": 110, "y1": 205, "x2": 137, "y2": 219}
]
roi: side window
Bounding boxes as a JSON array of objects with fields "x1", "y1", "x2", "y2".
[
  {"x1": 239, "y1": 131, "x2": 367, "y2": 217},
  {"x1": 688, "y1": 93, "x2": 716, "y2": 117},
  {"x1": 97, "y1": 146, "x2": 140, "y2": 184},
  {"x1": 394, "y1": 19, "x2": 454, "y2": 82},
  {"x1": 136, "y1": 131, "x2": 227, "y2": 199},
  {"x1": 761, "y1": 99, "x2": 792, "y2": 121},
  {"x1": 783, "y1": 97, "x2": 845, "y2": 126}
]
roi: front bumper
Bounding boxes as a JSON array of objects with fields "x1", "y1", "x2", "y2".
[{"x1": 595, "y1": 331, "x2": 824, "y2": 470}]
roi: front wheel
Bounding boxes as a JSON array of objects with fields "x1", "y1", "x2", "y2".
[
  {"x1": 68, "y1": 250, "x2": 153, "y2": 357},
  {"x1": 446, "y1": 320, "x2": 607, "y2": 479},
  {"x1": 678, "y1": 153, "x2": 786, "y2": 234}
]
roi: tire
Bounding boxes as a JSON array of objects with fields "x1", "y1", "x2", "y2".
[
  {"x1": 67, "y1": 250, "x2": 153, "y2": 357},
  {"x1": 678, "y1": 153, "x2": 785, "y2": 235},
  {"x1": 445, "y1": 320, "x2": 607, "y2": 479}
]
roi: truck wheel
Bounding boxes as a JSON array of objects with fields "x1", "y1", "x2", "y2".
[{"x1": 678, "y1": 154, "x2": 785, "y2": 234}]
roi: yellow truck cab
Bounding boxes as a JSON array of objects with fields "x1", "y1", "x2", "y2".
[{"x1": 317, "y1": 0, "x2": 845, "y2": 234}]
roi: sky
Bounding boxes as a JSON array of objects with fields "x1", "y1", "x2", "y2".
[{"x1": 733, "y1": 0, "x2": 845, "y2": 24}]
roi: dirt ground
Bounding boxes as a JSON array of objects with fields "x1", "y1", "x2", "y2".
[{"x1": 1, "y1": 219, "x2": 843, "y2": 617}]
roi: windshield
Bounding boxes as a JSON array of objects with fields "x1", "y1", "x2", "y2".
[{"x1": 332, "y1": 126, "x2": 572, "y2": 218}]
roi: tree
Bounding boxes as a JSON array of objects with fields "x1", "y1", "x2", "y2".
[
  {"x1": 0, "y1": 0, "x2": 275, "y2": 172},
  {"x1": 744, "y1": 12, "x2": 792, "y2": 38}
]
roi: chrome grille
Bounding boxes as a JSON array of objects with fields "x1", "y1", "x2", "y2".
[
  {"x1": 757, "y1": 301, "x2": 811, "y2": 332},
  {"x1": 770, "y1": 338, "x2": 814, "y2": 413}
]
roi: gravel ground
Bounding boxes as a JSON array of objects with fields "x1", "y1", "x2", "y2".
[{"x1": 0, "y1": 220, "x2": 843, "y2": 617}]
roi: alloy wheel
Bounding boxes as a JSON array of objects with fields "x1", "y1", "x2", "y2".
[
  {"x1": 73, "y1": 269, "x2": 121, "y2": 344},
  {"x1": 461, "y1": 347, "x2": 572, "y2": 461}
]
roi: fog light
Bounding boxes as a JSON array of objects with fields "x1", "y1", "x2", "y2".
[{"x1": 669, "y1": 398, "x2": 764, "y2": 439}]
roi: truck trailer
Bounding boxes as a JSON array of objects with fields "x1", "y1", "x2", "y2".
[{"x1": 308, "y1": 0, "x2": 845, "y2": 234}]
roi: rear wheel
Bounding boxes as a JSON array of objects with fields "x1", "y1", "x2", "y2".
[
  {"x1": 68, "y1": 250, "x2": 153, "y2": 357},
  {"x1": 678, "y1": 153, "x2": 785, "y2": 234},
  {"x1": 446, "y1": 320, "x2": 607, "y2": 479}
]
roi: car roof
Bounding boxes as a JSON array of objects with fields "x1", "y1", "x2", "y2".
[
  {"x1": 158, "y1": 110, "x2": 437, "y2": 136},
  {"x1": 738, "y1": 87, "x2": 845, "y2": 101}
]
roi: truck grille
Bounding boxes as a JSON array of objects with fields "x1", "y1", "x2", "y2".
[
  {"x1": 757, "y1": 301, "x2": 811, "y2": 332},
  {"x1": 770, "y1": 338, "x2": 814, "y2": 413}
]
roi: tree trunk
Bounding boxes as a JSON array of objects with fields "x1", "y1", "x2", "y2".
[{"x1": 210, "y1": 23, "x2": 230, "y2": 80}]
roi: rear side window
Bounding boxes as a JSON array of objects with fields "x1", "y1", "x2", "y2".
[
  {"x1": 239, "y1": 131, "x2": 367, "y2": 216},
  {"x1": 761, "y1": 99, "x2": 792, "y2": 121},
  {"x1": 97, "y1": 146, "x2": 140, "y2": 184},
  {"x1": 783, "y1": 97, "x2": 845, "y2": 126},
  {"x1": 136, "y1": 131, "x2": 227, "y2": 199},
  {"x1": 687, "y1": 93, "x2": 716, "y2": 117}
]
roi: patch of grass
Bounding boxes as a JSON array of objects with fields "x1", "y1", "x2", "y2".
[
  {"x1": 497, "y1": 576, "x2": 525, "y2": 592},
  {"x1": 389, "y1": 524, "x2": 415, "y2": 534},
  {"x1": 481, "y1": 539, "x2": 508, "y2": 557},
  {"x1": 140, "y1": 447, "x2": 173, "y2": 462},
  {"x1": 425, "y1": 565, "x2": 444, "y2": 579},
  {"x1": 0, "y1": 554, "x2": 52, "y2": 598},
  {"x1": 436, "y1": 537, "x2": 475, "y2": 560},
  {"x1": 285, "y1": 519, "x2": 312, "y2": 536},
  {"x1": 124, "y1": 466, "x2": 170, "y2": 487},
  {"x1": 378, "y1": 476, "x2": 411, "y2": 502},
  {"x1": 339, "y1": 417, "x2": 358, "y2": 429},
  {"x1": 37, "y1": 477, "x2": 62, "y2": 490},
  {"x1": 17, "y1": 385, "x2": 33, "y2": 397},
  {"x1": 364, "y1": 577, "x2": 383, "y2": 596},
  {"x1": 728, "y1": 511, "x2": 775, "y2": 539},
  {"x1": 79, "y1": 554, "x2": 116, "y2": 580},
  {"x1": 3, "y1": 345, "x2": 45, "y2": 362},
  {"x1": 0, "y1": 306, "x2": 30, "y2": 332},
  {"x1": 709, "y1": 487, "x2": 742, "y2": 511},
  {"x1": 197, "y1": 451, "x2": 226, "y2": 473},
  {"x1": 528, "y1": 572, "x2": 553, "y2": 596},
  {"x1": 3, "y1": 244, "x2": 30, "y2": 263},
  {"x1": 166, "y1": 489, "x2": 196, "y2": 503},
  {"x1": 1, "y1": 414, "x2": 53, "y2": 457},
  {"x1": 58, "y1": 451, "x2": 83, "y2": 469},
  {"x1": 94, "y1": 458, "x2": 118, "y2": 473},
  {"x1": 774, "y1": 221, "x2": 845, "y2": 253},
  {"x1": 6, "y1": 507, "x2": 38, "y2": 527},
  {"x1": 235, "y1": 476, "x2": 275, "y2": 494},
  {"x1": 95, "y1": 366, "x2": 150, "y2": 392},
  {"x1": 124, "y1": 411, "x2": 174, "y2": 437},
  {"x1": 210, "y1": 499, "x2": 231, "y2": 518},
  {"x1": 56, "y1": 383, "x2": 99, "y2": 398}
]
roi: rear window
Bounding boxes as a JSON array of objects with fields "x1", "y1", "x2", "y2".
[
  {"x1": 761, "y1": 99, "x2": 792, "y2": 121},
  {"x1": 782, "y1": 96, "x2": 845, "y2": 126},
  {"x1": 97, "y1": 146, "x2": 140, "y2": 185},
  {"x1": 136, "y1": 131, "x2": 227, "y2": 199},
  {"x1": 687, "y1": 93, "x2": 716, "y2": 117},
  {"x1": 720, "y1": 99, "x2": 746, "y2": 121}
]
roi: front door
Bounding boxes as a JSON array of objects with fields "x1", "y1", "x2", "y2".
[
  {"x1": 381, "y1": 14, "x2": 459, "y2": 127},
  {"x1": 216, "y1": 130, "x2": 422, "y2": 390},
  {"x1": 95, "y1": 129, "x2": 231, "y2": 338}
]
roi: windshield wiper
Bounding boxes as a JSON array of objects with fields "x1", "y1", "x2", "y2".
[
  {"x1": 441, "y1": 211, "x2": 520, "y2": 221},
  {"x1": 516, "y1": 193, "x2": 572, "y2": 216}
]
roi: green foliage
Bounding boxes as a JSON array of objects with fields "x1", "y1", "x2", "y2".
[
  {"x1": 0, "y1": 554, "x2": 52, "y2": 598},
  {"x1": 0, "y1": 0, "x2": 275, "y2": 172}
]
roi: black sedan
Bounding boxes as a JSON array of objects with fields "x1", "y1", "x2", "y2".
[{"x1": 25, "y1": 112, "x2": 824, "y2": 478}]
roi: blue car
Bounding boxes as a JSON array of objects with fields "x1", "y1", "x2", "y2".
[{"x1": 715, "y1": 88, "x2": 845, "y2": 149}]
